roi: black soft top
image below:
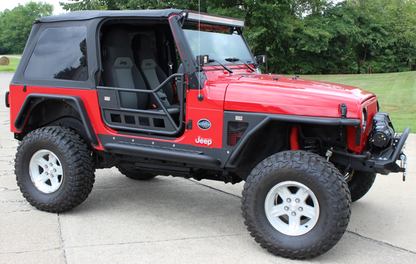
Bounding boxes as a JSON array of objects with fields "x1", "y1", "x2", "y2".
[{"x1": 38, "y1": 9, "x2": 183, "y2": 23}]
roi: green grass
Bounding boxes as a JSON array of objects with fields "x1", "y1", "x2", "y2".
[
  {"x1": 0, "y1": 57, "x2": 20, "y2": 73},
  {"x1": 299, "y1": 72, "x2": 416, "y2": 133}
]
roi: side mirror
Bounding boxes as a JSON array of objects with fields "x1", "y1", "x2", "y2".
[{"x1": 255, "y1": 55, "x2": 266, "y2": 64}]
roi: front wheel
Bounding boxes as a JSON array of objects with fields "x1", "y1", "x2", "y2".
[
  {"x1": 15, "y1": 126, "x2": 95, "y2": 213},
  {"x1": 242, "y1": 151, "x2": 351, "y2": 259}
]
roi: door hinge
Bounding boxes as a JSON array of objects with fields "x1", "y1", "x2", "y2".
[{"x1": 187, "y1": 119, "x2": 192, "y2": 129}]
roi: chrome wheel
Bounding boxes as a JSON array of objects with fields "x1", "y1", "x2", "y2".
[
  {"x1": 29, "y1": 149, "x2": 63, "y2": 193},
  {"x1": 265, "y1": 180, "x2": 320, "y2": 236}
]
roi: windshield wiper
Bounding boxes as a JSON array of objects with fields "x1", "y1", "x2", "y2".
[
  {"x1": 209, "y1": 59, "x2": 233, "y2": 73},
  {"x1": 225, "y1": 58, "x2": 255, "y2": 72}
]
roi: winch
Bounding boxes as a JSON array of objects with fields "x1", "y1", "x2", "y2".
[{"x1": 370, "y1": 112, "x2": 395, "y2": 148}]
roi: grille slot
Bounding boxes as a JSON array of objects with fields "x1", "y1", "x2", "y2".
[{"x1": 227, "y1": 122, "x2": 248, "y2": 146}]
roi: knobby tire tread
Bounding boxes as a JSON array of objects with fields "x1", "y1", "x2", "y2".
[
  {"x1": 15, "y1": 126, "x2": 95, "y2": 213},
  {"x1": 241, "y1": 150, "x2": 351, "y2": 259}
]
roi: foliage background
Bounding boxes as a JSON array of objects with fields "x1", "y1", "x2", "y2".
[
  {"x1": 1, "y1": 0, "x2": 416, "y2": 75},
  {"x1": 0, "y1": 2, "x2": 53, "y2": 54}
]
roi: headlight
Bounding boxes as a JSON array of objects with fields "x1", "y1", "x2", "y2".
[{"x1": 362, "y1": 107, "x2": 367, "y2": 133}]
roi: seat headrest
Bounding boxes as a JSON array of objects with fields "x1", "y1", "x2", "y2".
[
  {"x1": 131, "y1": 34, "x2": 152, "y2": 51},
  {"x1": 105, "y1": 28, "x2": 130, "y2": 48}
]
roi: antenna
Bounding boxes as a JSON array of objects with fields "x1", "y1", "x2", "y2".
[{"x1": 197, "y1": 0, "x2": 203, "y2": 101}]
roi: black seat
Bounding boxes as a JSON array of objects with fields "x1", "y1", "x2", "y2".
[
  {"x1": 102, "y1": 29, "x2": 148, "y2": 109},
  {"x1": 131, "y1": 34, "x2": 177, "y2": 110}
]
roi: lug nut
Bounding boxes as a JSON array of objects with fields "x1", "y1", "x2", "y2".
[
  {"x1": 299, "y1": 207, "x2": 303, "y2": 212},
  {"x1": 44, "y1": 165, "x2": 48, "y2": 168},
  {"x1": 291, "y1": 212, "x2": 296, "y2": 216},
  {"x1": 295, "y1": 198, "x2": 300, "y2": 203},
  {"x1": 50, "y1": 163, "x2": 53, "y2": 166},
  {"x1": 286, "y1": 198, "x2": 291, "y2": 203},
  {"x1": 284, "y1": 206, "x2": 289, "y2": 211}
]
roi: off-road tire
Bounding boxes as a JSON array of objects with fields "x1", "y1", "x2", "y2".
[
  {"x1": 15, "y1": 126, "x2": 95, "y2": 213},
  {"x1": 117, "y1": 165, "x2": 156, "y2": 180},
  {"x1": 348, "y1": 171, "x2": 376, "y2": 202},
  {"x1": 241, "y1": 151, "x2": 351, "y2": 259}
]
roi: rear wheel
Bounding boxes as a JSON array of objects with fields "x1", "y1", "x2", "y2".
[
  {"x1": 117, "y1": 165, "x2": 156, "y2": 180},
  {"x1": 242, "y1": 151, "x2": 351, "y2": 259},
  {"x1": 15, "y1": 126, "x2": 95, "y2": 213}
]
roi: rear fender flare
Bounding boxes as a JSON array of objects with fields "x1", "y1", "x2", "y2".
[{"x1": 14, "y1": 94, "x2": 98, "y2": 145}]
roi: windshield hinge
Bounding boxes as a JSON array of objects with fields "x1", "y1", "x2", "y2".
[
  {"x1": 178, "y1": 12, "x2": 187, "y2": 27},
  {"x1": 340, "y1": 103, "x2": 347, "y2": 118}
]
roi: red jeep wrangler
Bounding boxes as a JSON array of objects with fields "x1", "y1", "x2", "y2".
[{"x1": 5, "y1": 10, "x2": 409, "y2": 259}]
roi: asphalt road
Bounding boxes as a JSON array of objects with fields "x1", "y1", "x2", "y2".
[{"x1": 1, "y1": 73, "x2": 416, "y2": 263}]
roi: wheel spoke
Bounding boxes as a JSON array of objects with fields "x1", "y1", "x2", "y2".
[
  {"x1": 301, "y1": 205, "x2": 317, "y2": 219},
  {"x1": 34, "y1": 172, "x2": 49, "y2": 184},
  {"x1": 49, "y1": 175, "x2": 61, "y2": 189},
  {"x1": 275, "y1": 186, "x2": 292, "y2": 200},
  {"x1": 288, "y1": 214, "x2": 301, "y2": 232},
  {"x1": 269, "y1": 204, "x2": 287, "y2": 217},
  {"x1": 48, "y1": 154, "x2": 59, "y2": 166},
  {"x1": 33, "y1": 156, "x2": 49, "y2": 169},
  {"x1": 295, "y1": 187, "x2": 309, "y2": 202},
  {"x1": 55, "y1": 166, "x2": 63, "y2": 175}
]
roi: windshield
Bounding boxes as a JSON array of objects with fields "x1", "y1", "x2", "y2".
[{"x1": 183, "y1": 22, "x2": 253, "y2": 63}]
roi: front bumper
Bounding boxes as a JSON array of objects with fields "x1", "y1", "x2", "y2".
[{"x1": 329, "y1": 127, "x2": 410, "y2": 176}]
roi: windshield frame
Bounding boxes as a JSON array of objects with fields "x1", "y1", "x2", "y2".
[
  {"x1": 168, "y1": 13, "x2": 254, "y2": 90},
  {"x1": 182, "y1": 22, "x2": 254, "y2": 67}
]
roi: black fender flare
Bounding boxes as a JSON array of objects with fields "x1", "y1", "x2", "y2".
[
  {"x1": 14, "y1": 94, "x2": 98, "y2": 145},
  {"x1": 224, "y1": 112, "x2": 361, "y2": 168}
]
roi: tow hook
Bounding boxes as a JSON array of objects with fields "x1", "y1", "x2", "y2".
[{"x1": 400, "y1": 153, "x2": 407, "y2": 181}]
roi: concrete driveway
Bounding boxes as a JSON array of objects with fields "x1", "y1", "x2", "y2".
[{"x1": 1, "y1": 73, "x2": 415, "y2": 263}]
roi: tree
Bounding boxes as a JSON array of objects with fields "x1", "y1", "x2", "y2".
[
  {"x1": 0, "y1": 2, "x2": 53, "y2": 54},
  {"x1": 60, "y1": 0, "x2": 416, "y2": 74}
]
